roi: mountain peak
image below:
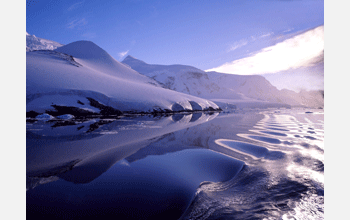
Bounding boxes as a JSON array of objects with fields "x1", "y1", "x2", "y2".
[
  {"x1": 123, "y1": 55, "x2": 145, "y2": 62},
  {"x1": 124, "y1": 55, "x2": 137, "y2": 60},
  {"x1": 55, "y1": 40, "x2": 112, "y2": 60},
  {"x1": 122, "y1": 55, "x2": 147, "y2": 65}
]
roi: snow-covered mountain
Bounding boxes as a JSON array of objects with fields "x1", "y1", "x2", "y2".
[
  {"x1": 122, "y1": 55, "x2": 233, "y2": 98},
  {"x1": 122, "y1": 56, "x2": 323, "y2": 109},
  {"x1": 26, "y1": 32, "x2": 64, "y2": 52},
  {"x1": 206, "y1": 71, "x2": 323, "y2": 108},
  {"x1": 26, "y1": 40, "x2": 220, "y2": 115}
]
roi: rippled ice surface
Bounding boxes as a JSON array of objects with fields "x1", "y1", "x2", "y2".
[{"x1": 26, "y1": 109, "x2": 324, "y2": 219}]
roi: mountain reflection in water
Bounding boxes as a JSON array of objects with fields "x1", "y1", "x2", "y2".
[{"x1": 26, "y1": 109, "x2": 324, "y2": 220}]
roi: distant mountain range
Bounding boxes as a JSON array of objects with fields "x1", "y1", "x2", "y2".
[
  {"x1": 26, "y1": 33, "x2": 323, "y2": 118},
  {"x1": 122, "y1": 56, "x2": 323, "y2": 109}
]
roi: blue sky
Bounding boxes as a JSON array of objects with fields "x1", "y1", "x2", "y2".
[{"x1": 26, "y1": 0, "x2": 324, "y2": 71}]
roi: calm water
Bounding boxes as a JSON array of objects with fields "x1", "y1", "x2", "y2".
[{"x1": 26, "y1": 109, "x2": 324, "y2": 219}]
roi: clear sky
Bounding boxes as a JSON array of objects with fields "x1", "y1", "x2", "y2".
[{"x1": 26, "y1": 0, "x2": 324, "y2": 71}]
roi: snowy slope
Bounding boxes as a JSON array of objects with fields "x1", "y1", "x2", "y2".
[
  {"x1": 26, "y1": 32, "x2": 63, "y2": 52},
  {"x1": 26, "y1": 41, "x2": 219, "y2": 114},
  {"x1": 122, "y1": 56, "x2": 252, "y2": 100},
  {"x1": 122, "y1": 56, "x2": 323, "y2": 108}
]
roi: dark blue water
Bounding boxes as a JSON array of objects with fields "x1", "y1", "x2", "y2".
[{"x1": 26, "y1": 109, "x2": 324, "y2": 219}]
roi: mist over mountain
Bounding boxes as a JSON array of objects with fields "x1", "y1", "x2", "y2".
[
  {"x1": 206, "y1": 25, "x2": 324, "y2": 93},
  {"x1": 264, "y1": 50, "x2": 324, "y2": 92},
  {"x1": 122, "y1": 56, "x2": 323, "y2": 108}
]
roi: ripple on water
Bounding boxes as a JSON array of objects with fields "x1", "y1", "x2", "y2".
[
  {"x1": 262, "y1": 123, "x2": 285, "y2": 127},
  {"x1": 304, "y1": 135, "x2": 318, "y2": 140},
  {"x1": 259, "y1": 131, "x2": 288, "y2": 137},
  {"x1": 248, "y1": 135, "x2": 282, "y2": 144},
  {"x1": 215, "y1": 139, "x2": 285, "y2": 161},
  {"x1": 265, "y1": 127, "x2": 289, "y2": 132}
]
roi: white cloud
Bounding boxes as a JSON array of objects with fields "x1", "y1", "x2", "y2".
[
  {"x1": 228, "y1": 39, "x2": 248, "y2": 52},
  {"x1": 283, "y1": 28, "x2": 294, "y2": 33},
  {"x1": 206, "y1": 26, "x2": 324, "y2": 75},
  {"x1": 259, "y1": 32, "x2": 273, "y2": 38},
  {"x1": 118, "y1": 50, "x2": 129, "y2": 58},
  {"x1": 67, "y1": 1, "x2": 84, "y2": 11},
  {"x1": 67, "y1": 18, "x2": 87, "y2": 29}
]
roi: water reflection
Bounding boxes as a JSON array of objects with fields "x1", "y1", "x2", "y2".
[
  {"x1": 27, "y1": 109, "x2": 324, "y2": 219},
  {"x1": 215, "y1": 139, "x2": 285, "y2": 161},
  {"x1": 27, "y1": 113, "x2": 220, "y2": 185}
]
